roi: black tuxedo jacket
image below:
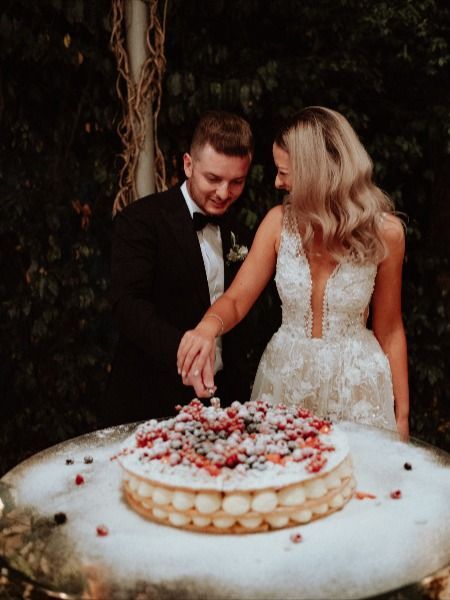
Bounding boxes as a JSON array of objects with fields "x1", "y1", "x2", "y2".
[{"x1": 103, "y1": 186, "x2": 252, "y2": 426}]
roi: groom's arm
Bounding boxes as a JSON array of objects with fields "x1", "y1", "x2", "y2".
[{"x1": 109, "y1": 202, "x2": 183, "y2": 372}]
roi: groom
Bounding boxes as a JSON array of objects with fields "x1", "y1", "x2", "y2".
[{"x1": 103, "y1": 111, "x2": 254, "y2": 425}]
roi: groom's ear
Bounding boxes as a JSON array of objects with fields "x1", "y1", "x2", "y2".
[{"x1": 183, "y1": 152, "x2": 193, "y2": 178}]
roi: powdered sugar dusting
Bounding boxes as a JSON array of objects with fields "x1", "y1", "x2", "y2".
[{"x1": 1, "y1": 422, "x2": 449, "y2": 599}]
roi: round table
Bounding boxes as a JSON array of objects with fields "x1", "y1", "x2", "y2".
[{"x1": 0, "y1": 422, "x2": 449, "y2": 599}]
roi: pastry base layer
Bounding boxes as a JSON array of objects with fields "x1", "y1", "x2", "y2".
[{"x1": 122, "y1": 457, "x2": 355, "y2": 534}]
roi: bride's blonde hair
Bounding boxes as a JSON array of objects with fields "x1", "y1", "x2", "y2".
[{"x1": 275, "y1": 106, "x2": 395, "y2": 263}]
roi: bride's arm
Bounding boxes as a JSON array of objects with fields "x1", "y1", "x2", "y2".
[
  {"x1": 371, "y1": 215, "x2": 409, "y2": 441},
  {"x1": 177, "y1": 205, "x2": 282, "y2": 392}
]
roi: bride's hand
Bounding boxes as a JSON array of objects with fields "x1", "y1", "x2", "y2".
[
  {"x1": 177, "y1": 325, "x2": 216, "y2": 385},
  {"x1": 182, "y1": 356, "x2": 217, "y2": 398}
]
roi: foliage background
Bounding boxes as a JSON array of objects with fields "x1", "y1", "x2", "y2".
[{"x1": 1, "y1": 0, "x2": 449, "y2": 476}]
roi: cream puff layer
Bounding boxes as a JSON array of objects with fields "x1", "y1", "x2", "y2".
[{"x1": 122, "y1": 455, "x2": 355, "y2": 534}]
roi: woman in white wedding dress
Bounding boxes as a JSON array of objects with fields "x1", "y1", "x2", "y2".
[{"x1": 177, "y1": 107, "x2": 409, "y2": 440}]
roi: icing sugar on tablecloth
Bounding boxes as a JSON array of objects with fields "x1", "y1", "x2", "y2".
[{"x1": 2, "y1": 423, "x2": 450, "y2": 600}]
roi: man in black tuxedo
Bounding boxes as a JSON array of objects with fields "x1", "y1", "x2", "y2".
[{"x1": 103, "y1": 111, "x2": 254, "y2": 425}]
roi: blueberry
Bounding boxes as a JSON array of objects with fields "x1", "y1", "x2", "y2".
[
  {"x1": 247, "y1": 423, "x2": 259, "y2": 434},
  {"x1": 54, "y1": 512, "x2": 67, "y2": 525}
]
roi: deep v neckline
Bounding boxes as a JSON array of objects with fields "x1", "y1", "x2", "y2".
[{"x1": 293, "y1": 220, "x2": 341, "y2": 339}]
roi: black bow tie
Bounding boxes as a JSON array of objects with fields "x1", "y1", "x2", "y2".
[{"x1": 193, "y1": 212, "x2": 223, "y2": 231}]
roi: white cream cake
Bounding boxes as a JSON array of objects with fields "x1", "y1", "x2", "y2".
[{"x1": 117, "y1": 399, "x2": 355, "y2": 533}]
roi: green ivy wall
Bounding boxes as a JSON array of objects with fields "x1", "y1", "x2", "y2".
[{"x1": 1, "y1": 0, "x2": 449, "y2": 475}]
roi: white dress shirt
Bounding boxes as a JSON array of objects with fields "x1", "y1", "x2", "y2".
[{"x1": 181, "y1": 181, "x2": 224, "y2": 374}]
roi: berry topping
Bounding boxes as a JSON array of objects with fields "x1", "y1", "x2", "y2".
[
  {"x1": 290, "y1": 532, "x2": 303, "y2": 543},
  {"x1": 65, "y1": 458, "x2": 74, "y2": 465},
  {"x1": 390, "y1": 489, "x2": 402, "y2": 499},
  {"x1": 403, "y1": 462, "x2": 412, "y2": 471},
  {"x1": 96, "y1": 524, "x2": 109, "y2": 536},
  {"x1": 84, "y1": 456, "x2": 94, "y2": 464},
  {"x1": 75, "y1": 474, "x2": 85, "y2": 485},
  {"x1": 132, "y1": 399, "x2": 335, "y2": 477}
]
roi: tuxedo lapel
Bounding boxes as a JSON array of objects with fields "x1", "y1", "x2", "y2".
[
  {"x1": 160, "y1": 189, "x2": 210, "y2": 308},
  {"x1": 220, "y1": 219, "x2": 233, "y2": 290}
]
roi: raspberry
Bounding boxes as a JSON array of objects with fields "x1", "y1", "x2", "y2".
[
  {"x1": 75, "y1": 474, "x2": 85, "y2": 485},
  {"x1": 225, "y1": 454, "x2": 239, "y2": 468}
]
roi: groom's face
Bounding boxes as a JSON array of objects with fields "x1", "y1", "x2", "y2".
[{"x1": 183, "y1": 143, "x2": 251, "y2": 216}]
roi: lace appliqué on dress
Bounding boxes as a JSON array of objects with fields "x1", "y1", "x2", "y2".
[{"x1": 251, "y1": 204, "x2": 396, "y2": 432}]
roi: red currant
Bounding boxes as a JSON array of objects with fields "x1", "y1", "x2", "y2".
[
  {"x1": 96, "y1": 524, "x2": 109, "y2": 536},
  {"x1": 390, "y1": 489, "x2": 402, "y2": 499}
]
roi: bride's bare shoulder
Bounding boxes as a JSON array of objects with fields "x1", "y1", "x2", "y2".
[
  {"x1": 264, "y1": 204, "x2": 284, "y2": 227},
  {"x1": 380, "y1": 213, "x2": 405, "y2": 246}
]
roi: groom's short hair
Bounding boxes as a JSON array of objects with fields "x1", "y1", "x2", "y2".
[{"x1": 190, "y1": 111, "x2": 254, "y2": 158}]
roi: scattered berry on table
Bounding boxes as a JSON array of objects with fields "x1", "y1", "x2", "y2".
[
  {"x1": 54, "y1": 512, "x2": 67, "y2": 525},
  {"x1": 96, "y1": 524, "x2": 109, "y2": 536},
  {"x1": 390, "y1": 489, "x2": 402, "y2": 499}
]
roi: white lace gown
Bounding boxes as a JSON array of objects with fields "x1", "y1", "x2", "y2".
[{"x1": 251, "y1": 205, "x2": 397, "y2": 431}]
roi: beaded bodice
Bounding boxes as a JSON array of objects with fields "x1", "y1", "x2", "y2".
[
  {"x1": 275, "y1": 205, "x2": 377, "y2": 341},
  {"x1": 252, "y1": 205, "x2": 395, "y2": 431}
]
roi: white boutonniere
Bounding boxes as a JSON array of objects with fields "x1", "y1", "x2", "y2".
[{"x1": 226, "y1": 231, "x2": 248, "y2": 265}]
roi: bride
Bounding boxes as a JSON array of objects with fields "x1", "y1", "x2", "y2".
[{"x1": 177, "y1": 106, "x2": 409, "y2": 441}]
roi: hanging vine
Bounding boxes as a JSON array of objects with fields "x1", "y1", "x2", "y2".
[{"x1": 111, "y1": 0, "x2": 168, "y2": 214}]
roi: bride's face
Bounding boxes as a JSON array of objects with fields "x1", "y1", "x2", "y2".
[{"x1": 273, "y1": 143, "x2": 292, "y2": 192}]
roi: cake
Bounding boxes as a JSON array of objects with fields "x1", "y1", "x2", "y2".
[{"x1": 117, "y1": 398, "x2": 355, "y2": 533}]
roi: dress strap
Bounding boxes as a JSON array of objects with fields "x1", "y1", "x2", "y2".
[{"x1": 281, "y1": 202, "x2": 304, "y2": 258}]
